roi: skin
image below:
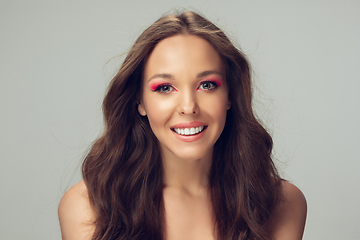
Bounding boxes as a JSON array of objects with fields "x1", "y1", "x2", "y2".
[
  {"x1": 138, "y1": 34, "x2": 230, "y2": 239},
  {"x1": 58, "y1": 35, "x2": 307, "y2": 240}
]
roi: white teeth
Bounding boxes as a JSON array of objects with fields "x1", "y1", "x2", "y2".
[{"x1": 173, "y1": 126, "x2": 205, "y2": 136}]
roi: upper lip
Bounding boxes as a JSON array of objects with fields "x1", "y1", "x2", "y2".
[{"x1": 170, "y1": 121, "x2": 207, "y2": 129}]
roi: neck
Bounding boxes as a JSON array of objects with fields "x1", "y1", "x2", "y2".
[{"x1": 161, "y1": 148, "x2": 213, "y2": 195}]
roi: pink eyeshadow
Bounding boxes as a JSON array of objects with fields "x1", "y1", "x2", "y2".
[
  {"x1": 197, "y1": 78, "x2": 223, "y2": 89},
  {"x1": 149, "y1": 81, "x2": 164, "y2": 91},
  {"x1": 211, "y1": 79, "x2": 223, "y2": 87},
  {"x1": 149, "y1": 81, "x2": 177, "y2": 92},
  {"x1": 149, "y1": 83, "x2": 160, "y2": 91}
]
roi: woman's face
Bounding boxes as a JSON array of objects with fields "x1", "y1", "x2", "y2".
[{"x1": 138, "y1": 34, "x2": 230, "y2": 161}]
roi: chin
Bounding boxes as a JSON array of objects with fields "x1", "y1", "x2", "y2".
[{"x1": 163, "y1": 146, "x2": 213, "y2": 162}]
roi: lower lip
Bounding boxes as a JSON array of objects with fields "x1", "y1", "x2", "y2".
[{"x1": 171, "y1": 127, "x2": 207, "y2": 142}]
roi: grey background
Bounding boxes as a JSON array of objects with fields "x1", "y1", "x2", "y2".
[{"x1": 1, "y1": 0, "x2": 359, "y2": 239}]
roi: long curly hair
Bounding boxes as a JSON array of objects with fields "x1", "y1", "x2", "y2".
[{"x1": 82, "y1": 10, "x2": 281, "y2": 240}]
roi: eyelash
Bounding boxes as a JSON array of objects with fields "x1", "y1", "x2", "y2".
[
  {"x1": 197, "y1": 81, "x2": 219, "y2": 90},
  {"x1": 151, "y1": 81, "x2": 219, "y2": 93},
  {"x1": 152, "y1": 84, "x2": 176, "y2": 93}
]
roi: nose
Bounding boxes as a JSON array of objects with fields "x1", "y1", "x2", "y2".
[{"x1": 177, "y1": 90, "x2": 199, "y2": 115}]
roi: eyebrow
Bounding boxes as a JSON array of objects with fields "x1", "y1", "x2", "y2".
[
  {"x1": 148, "y1": 73, "x2": 175, "y2": 82},
  {"x1": 147, "y1": 70, "x2": 223, "y2": 82},
  {"x1": 197, "y1": 70, "x2": 222, "y2": 78}
]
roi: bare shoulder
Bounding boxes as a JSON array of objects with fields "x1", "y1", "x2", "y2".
[
  {"x1": 271, "y1": 180, "x2": 307, "y2": 240},
  {"x1": 58, "y1": 180, "x2": 96, "y2": 240}
]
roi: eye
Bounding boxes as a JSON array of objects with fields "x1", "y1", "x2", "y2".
[
  {"x1": 153, "y1": 84, "x2": 176, "y2": 93},
  {"x1": 197, "y1": 81, "x2": 218, "y2": 90}
]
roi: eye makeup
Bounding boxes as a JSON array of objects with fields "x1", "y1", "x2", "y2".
[
  {"x1": 148, "y1": 77, "x2": 223, "y2": 92},
  {"x1": 149, "y1": 82, "x2": 162, "y2": 91},
  {"x1": 207, "y1": 78, "x2": 223, "y2": 87},
  {"x1": 149, "y1": 81, "x2": 177, "y2": 92},
  {"x1": 196, "y1": 78, "x2": 223, "y2": 90}
]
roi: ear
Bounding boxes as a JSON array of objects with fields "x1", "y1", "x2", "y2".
[
  {"x1": 138, "y1": 102, "x2": 147, "y2": 116},
  {"x1": 227, "y1": 99, "x2": 231, "y2": 110}
]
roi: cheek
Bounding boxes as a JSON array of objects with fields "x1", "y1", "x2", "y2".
[
  {"x1": 201, "y1": 93, "x2": 229, "y2": 117},
  {"x1": 143, "y1": 96, "x2": 176, "y2": 127}
]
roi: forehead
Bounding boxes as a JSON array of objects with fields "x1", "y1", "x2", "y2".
[{"x1": 143, "y1": 34, "x2": 225, "y2": 80}]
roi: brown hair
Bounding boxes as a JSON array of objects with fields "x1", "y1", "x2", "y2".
[{"x1": 82, "y1": 10, "x2": 281, "y2": 240}]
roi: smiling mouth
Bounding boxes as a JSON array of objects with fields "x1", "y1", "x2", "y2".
[{"x1": 171, "y1": 126, "x2": 207, "y2": 136}]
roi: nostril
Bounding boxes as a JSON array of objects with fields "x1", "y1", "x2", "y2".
[{"x1": 181, "y1": 110, "x2": 196, "y2": 114}]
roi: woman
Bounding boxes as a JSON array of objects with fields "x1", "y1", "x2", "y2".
[{"x1": 59, "y1": 11, "x2": 306, "y2": 240}]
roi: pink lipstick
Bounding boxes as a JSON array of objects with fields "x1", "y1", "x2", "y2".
[{"x1": 170, "y1": 121, "x2": 208, "y2": 142}]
